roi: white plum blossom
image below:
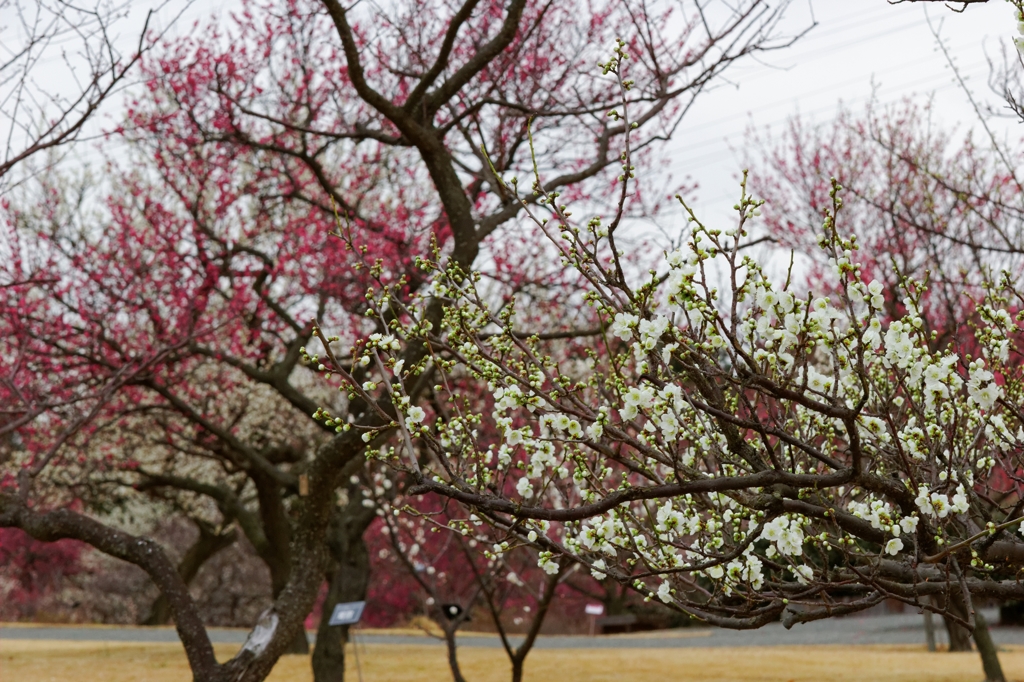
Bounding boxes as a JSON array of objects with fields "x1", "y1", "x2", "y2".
[
  {"x1": 970, "y1": 384, "x2": 1002, "y2": 411},
  {"x1": 516, "y1": 476, "x2": 534, "y2": 499},
  {"x1": 967, "y1": 361, "x2": 1002, "y2": 411},
  {"x1": 611, "y1": 312, "x2": 639, "y2": 341},
  {"x1": 759, "y1": 516, "x2": 805, "y2": 556},
  {"x1": 755, "y1": 286, "x2": 779, "y2": 312},
  {"x1": 506, "y1": 428, "x2": 525, "y2": 446},
  {"x1": 883, "y1": 321, "x2": 914, "y2": 368},
  {"x1": 620, "y1": 384, "x2": 655, "y2": 420},
  {"x1": 862, "y1": 317, "x2": 883, "y2": 350},
  {"x1": 638, "y1": 315, "x2": 670, "y2": 351},
  {"x1": 930, "y1": 493, "x2": 950, "y2": 519},
  {"x1": 915, "y1": 486, "x2": 935, "y2": 517},
  {"x1": 951, "y1": 485, "x2": 970, "y2": 515},
  {"x1": 867, "y1": 279, "x2": 885, "y2": 308},
  {"x1": 805, "y1": 366, "x2": 834, "y2": 394},
  {"x1": 657, "y1": 581, "x2": 672, "y2": 603},
  {"x1": 792, "y1": 565, "x2": 814, "y2": 585},
  {"x1": 538, "y1": 553, "x2": 560, "y2": 575},
  {"x1": 1016, "y1": 14, "x2": 1024, "y2": 55}
]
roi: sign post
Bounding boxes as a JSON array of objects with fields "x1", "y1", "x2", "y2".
[
  {"x1": 584, "y1": 603, "x2": 604, "y2": 636},
  {"x1": 329, "y1": 601, "x2": 366, "y2": 626},
  {"x1": 329, "y1": 601, "x2": 367, "y2": 682}
]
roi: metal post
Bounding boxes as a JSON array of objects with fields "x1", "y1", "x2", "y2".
[{"x1": 351, "y1": 626, "x2": 364, "y2": 682}]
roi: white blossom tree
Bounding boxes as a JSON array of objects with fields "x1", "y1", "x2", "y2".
[{"x1": 311, "y1": 34, "x2": 1024, "y2": 682}]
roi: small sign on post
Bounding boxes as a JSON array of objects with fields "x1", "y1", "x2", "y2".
[
  {"x1": 441, "y1": 603, "x2": 464, "y2": 621},
  {"x1": 329, "y1": 601, "x2": 366, "y2": 626},
  {"x1": 329, "y1": 601, "x2": 367, "y2": 682},
  {"x1": 585, "y1": 603, "x2": 604, "y2": 636}
]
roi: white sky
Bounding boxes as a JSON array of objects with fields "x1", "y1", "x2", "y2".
[{"x1": 670, "y1": 1, "x2": 1018, "y2": 224}]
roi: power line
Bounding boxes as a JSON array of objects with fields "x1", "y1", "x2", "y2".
[
  {"x1": 667, "y1": 57, "x2": 992, "y2": 167},
  {"x1": 659, "y1": 21, "x2": 993, "y2": 142}
]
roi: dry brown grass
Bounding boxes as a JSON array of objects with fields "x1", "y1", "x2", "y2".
[{"x1": 2, "y1": 638, "x2": 1023, "y2": 681}]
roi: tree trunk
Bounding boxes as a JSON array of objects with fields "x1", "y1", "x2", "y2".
[
  {"x1": 443, "y1": 624, "x2": 469, "y2": 682},
  {"x1": 505, "y1": 566, "x2": 565, "y2": 682},
  {"x1": 602, "y1": 579, "x2": 628, "y2": 616},
  {"x1": 511, "y1": 657, "x2": 524, "y2": 682},
  {"x1": 923, "y1": 605, "x2": 937, "y2": 652},
  {"x1": 143, "y1": 523, "x2": 236, "y2": 626},
  {"x1": 973, "y1": 611, "x2": 1006, "y2": 682},
  {"x1": 265, "y1": 547, "x2": 310, "y2": 655},
  {"x1": 945, "y1": 617, "x2": 973, "y2": 651},
  {"x1": 252, "y1": 470, "x2": 310, "y2": 656},
  {"x1": 943, "y1": 596, "x2": 973, "y2": 652},
  {"x1": 311, "y1": 503, "x2": 375, "y2": 682}
]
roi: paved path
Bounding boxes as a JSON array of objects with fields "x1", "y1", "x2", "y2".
[{"x1": 3, "y1": 610, "x2": 1023, "y2": 649}]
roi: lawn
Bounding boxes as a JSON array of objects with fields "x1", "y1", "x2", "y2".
[{"x1": 2, "y1": 639, "x2": 1023, "y2": 682}]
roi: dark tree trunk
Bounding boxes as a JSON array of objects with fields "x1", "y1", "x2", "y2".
[
  {"x1": 143, "y1": 522, "x2": 236, "y2": 626},
  {"x1": 274, "y1": 552, "x2": 313, "y2": 655},
  {"x1": 284, "y1": 622, "x2": 311, "y2": 655},
  {"x1": 511, "y1": 658, "x2": 524, "y2": 682},
  {"x1": 311, "y1": 502, "x2": 376, "y2": 682},
  {"x1": 602, "y1": 579, "x2": 628, "y2": 616},
  {"x1": 252, "y1": 470, "x2": 310, "y2": 656},
  {"x1": 941, "y1": 595, "x2": 973, "y2": 652},
  {"x1": 505, "y1": 566, "x2": 565, "y2": 682},
  {"x1": 945, "y1": 616, "x2": 973, "y2": 652},
  {"x1": 443, "y1": 624, "x2": 469, "y2": 682},
  {"x1": 974, "y1": 611, "x2": 1006, "y2": 682}
]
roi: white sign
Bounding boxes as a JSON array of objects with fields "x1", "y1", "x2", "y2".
[
  {"x1": 329, "y1": 601, "x2": 366, "y2": 626},
  {"x1": 584, "y1": 603, "x2": 605, "y2": 616}
]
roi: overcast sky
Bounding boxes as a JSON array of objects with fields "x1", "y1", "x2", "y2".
[{"x1": 668, "y1": 1, "x2": 1018, "y2": 222}]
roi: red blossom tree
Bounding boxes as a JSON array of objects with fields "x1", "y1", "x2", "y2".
[
  {"x1": 0, "y1": 527, "x2": 83, "y2": 620},
  {"x1": 0, "y1": 1, "x2": 801, "y2": 681}
]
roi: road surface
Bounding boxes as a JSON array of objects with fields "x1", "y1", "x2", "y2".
[{"x1": 3, "y1": 609, "x2": 1023, "y2": 649}]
